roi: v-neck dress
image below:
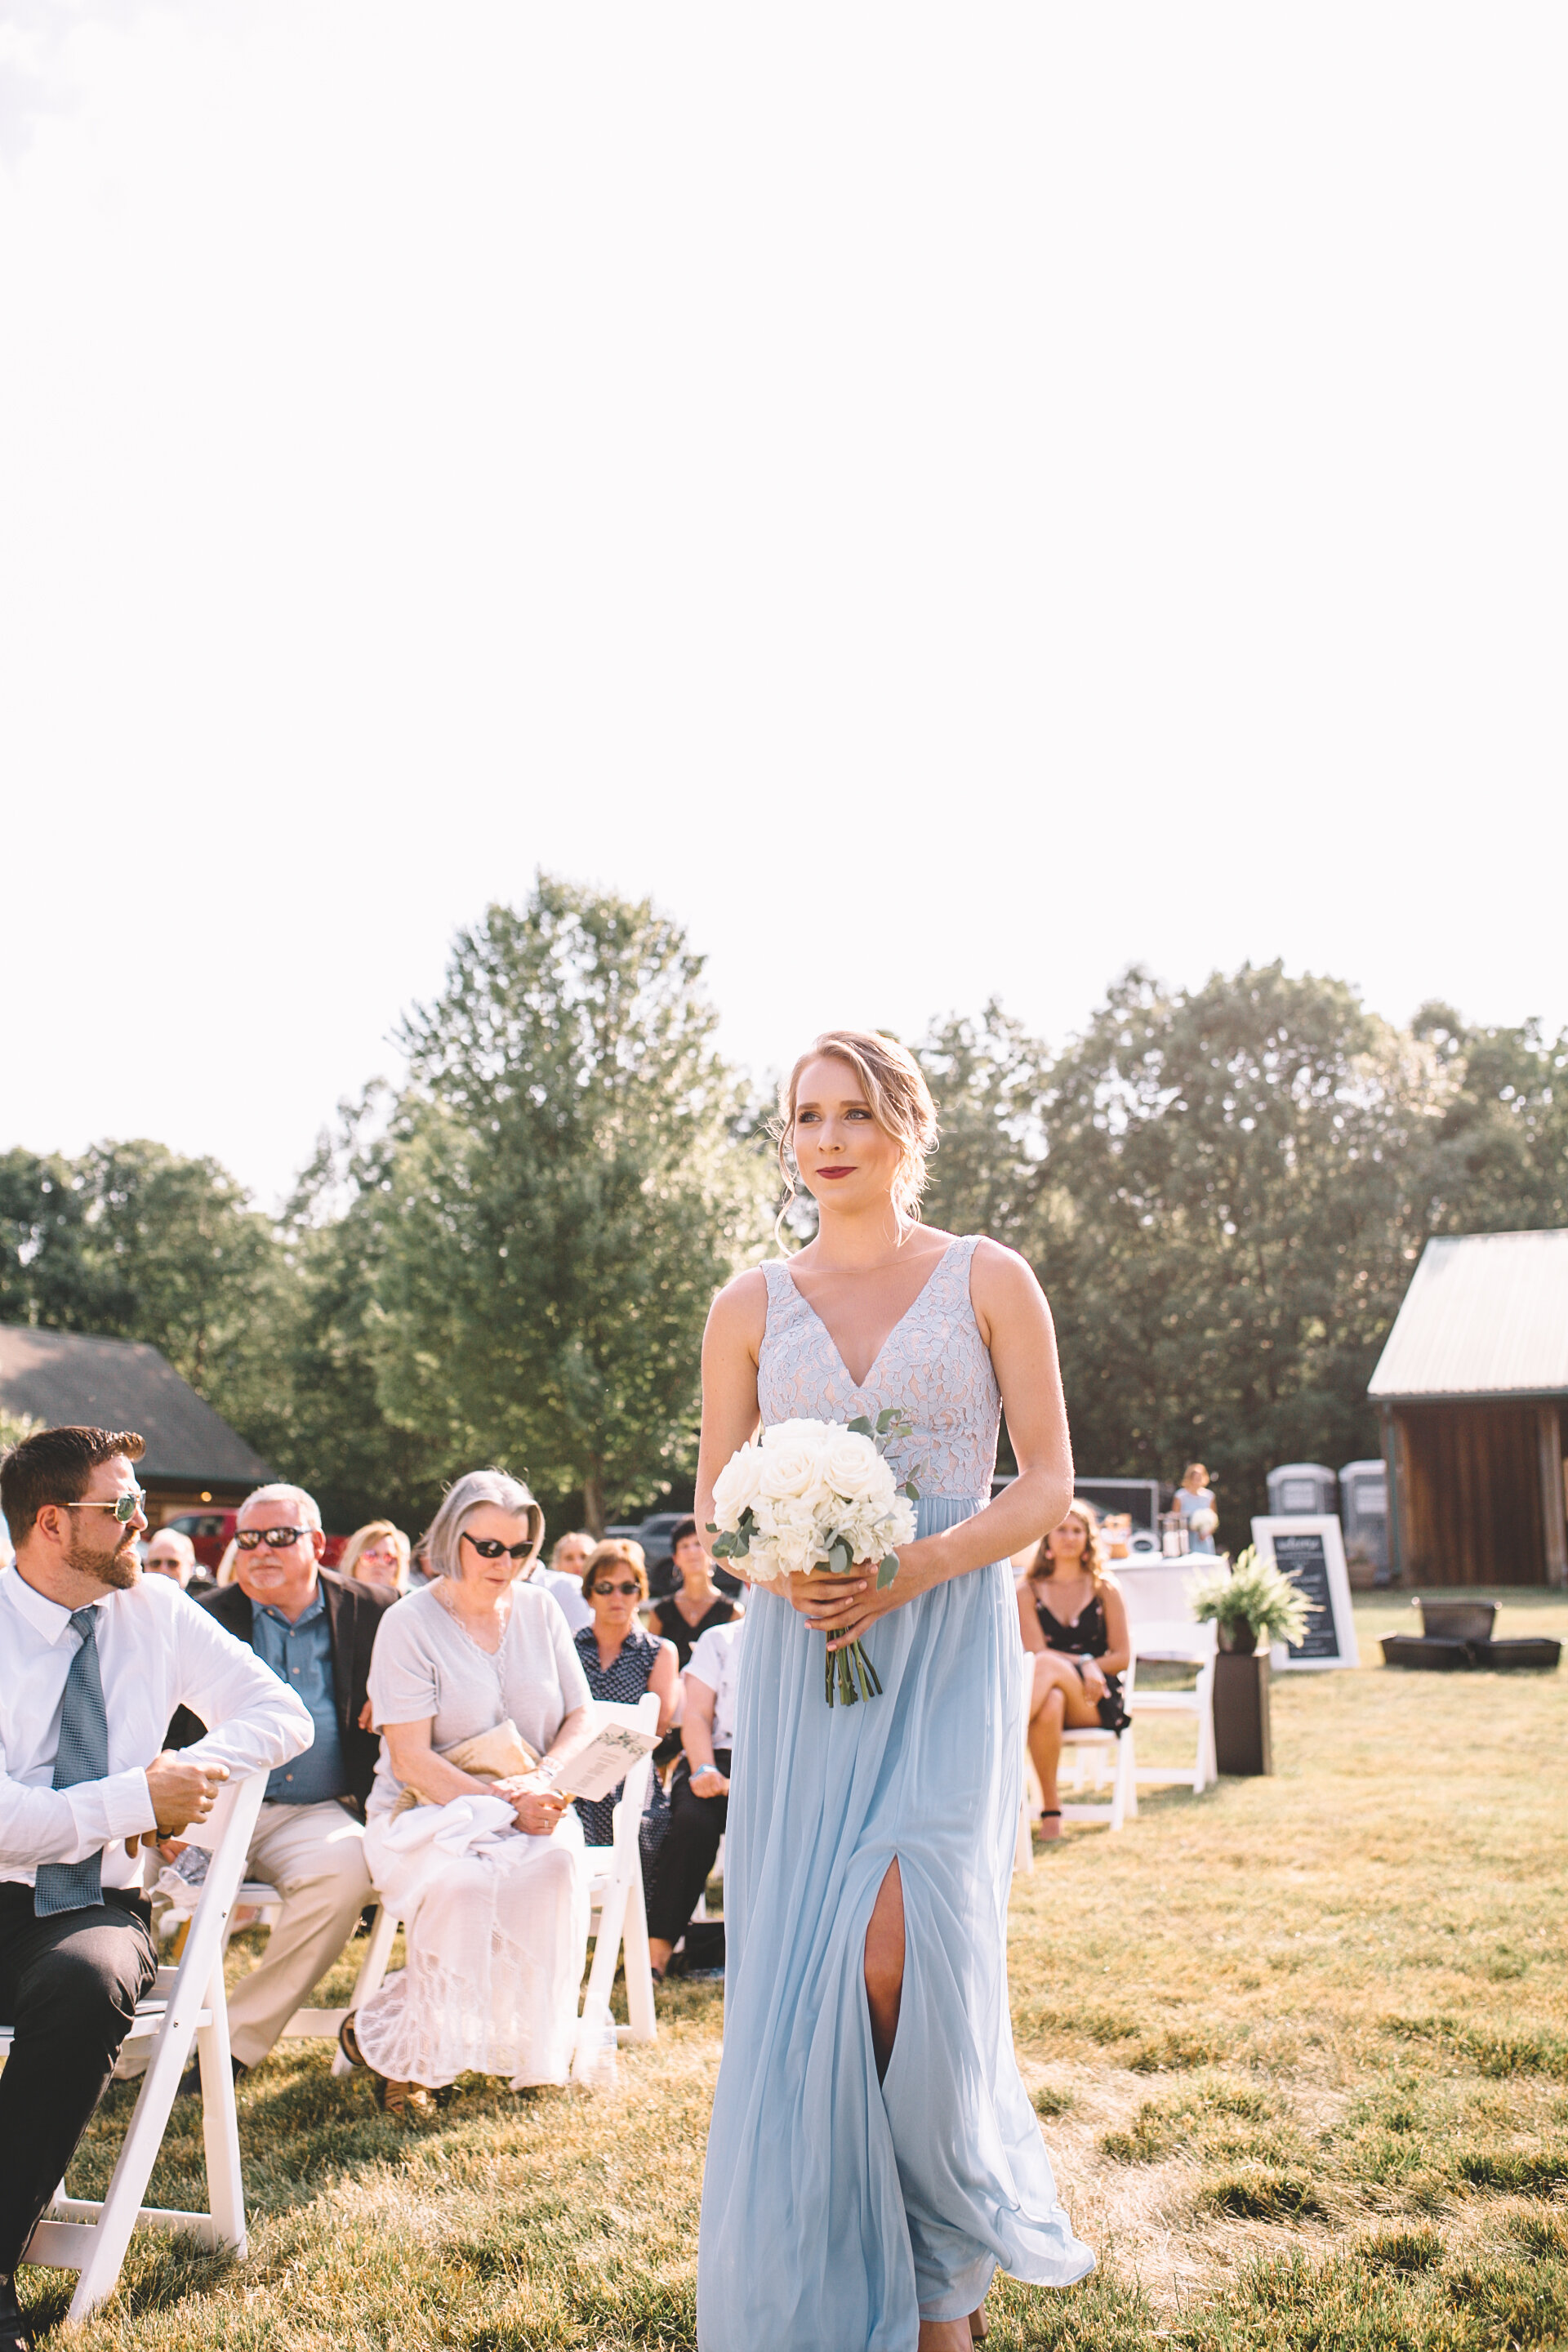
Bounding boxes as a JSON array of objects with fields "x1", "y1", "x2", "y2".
[{"x1": 697, "y1": 1236, "x2": 1093, "y2": 2350}]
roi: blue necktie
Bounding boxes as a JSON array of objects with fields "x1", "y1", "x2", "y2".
[{"x1": 33, "y1": 1606, "x2": 111, "y2": 1918}]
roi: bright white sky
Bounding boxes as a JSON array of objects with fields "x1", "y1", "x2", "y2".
[{"x1": 3, "y1": 3, "x2": 1565, "y2": 1207}]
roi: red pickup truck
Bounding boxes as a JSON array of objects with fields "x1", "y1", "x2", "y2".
[{"x1": 160, "y1": 1510, "x2": 347, "y2": 1574}]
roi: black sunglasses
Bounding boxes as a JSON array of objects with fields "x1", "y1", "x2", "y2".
[
  {"x1": 593, "y1": 1579, "x2": 642, "y2": 1597},
  {"x1": 461, "y1": 1530, "x2": 535, "y2": 1562},
  {"x1": 236, "y1": 1526, "x2": 314, "y2": 1550}
]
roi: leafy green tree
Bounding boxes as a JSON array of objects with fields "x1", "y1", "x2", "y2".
[
  {"x1": 366, "y1": 878, "x2": 771, "y2": 1531},
  {"x1": 0, "y1": 1141, "x2": 289, "y2": 1461}
]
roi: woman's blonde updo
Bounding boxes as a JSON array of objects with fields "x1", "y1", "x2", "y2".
[{"x1": 775, "y1": 1029, "x2": 939, "y2": 1233}]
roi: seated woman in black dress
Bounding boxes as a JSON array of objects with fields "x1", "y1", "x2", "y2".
[
  {"x1": 647, "y1": 1518, "x2": 744, "y2": 1671},
  {"x1": 1016, "y1": 1503, "x2": 1131, "y2": 1842},
  {"x1": 572, "y1": 1540, "x2": 680, "y2": 1871}
]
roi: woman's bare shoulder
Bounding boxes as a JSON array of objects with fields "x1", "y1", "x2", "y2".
[
  {"x1": 706, "y1": 1265, "x2": 771, "y2": 1343},
  {"x1": 967, "y1": 1234, "x2": 1047, "y2": 1312}
]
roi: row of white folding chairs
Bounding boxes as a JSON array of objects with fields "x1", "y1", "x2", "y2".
[{"x1": 7, "y1": 1694, "x2": 662, "y2": 2319}]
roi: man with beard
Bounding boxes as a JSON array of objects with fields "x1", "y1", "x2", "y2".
[{"x1": 0, "y1": 1426, "x2": 310, "y2": 2352}]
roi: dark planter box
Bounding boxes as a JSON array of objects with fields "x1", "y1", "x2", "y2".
[
  {"x1": 1382, "y1": 1635, "x2": 1473, "y2": 1671},
  {"x1": 1472, "y1": 1637, "x2": 1561, "y2": 1672},
  {"x1": 1214, "y1": 1650, "x2": 1272, "y2": 1775}
]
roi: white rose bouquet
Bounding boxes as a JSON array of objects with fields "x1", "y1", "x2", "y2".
[{"x1": 708, "y1": 1412, "x2": 920, "y2": 1706}]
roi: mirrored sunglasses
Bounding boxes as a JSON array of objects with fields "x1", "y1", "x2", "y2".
[
  {"x1": 235, "y1": 1526, "x2": 314, "y2": 1550},
  {"x1": 60, "y1": 1490, "x2": 146, "y2": 1523},
  {"x1": 593, "y1": 1579, "x2": 642, "y2": 1597}
]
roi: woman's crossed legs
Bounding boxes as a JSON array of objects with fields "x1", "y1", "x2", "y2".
[{"x1": 1027, "y1": 1652, "x2": 1107, "y2": 1840}]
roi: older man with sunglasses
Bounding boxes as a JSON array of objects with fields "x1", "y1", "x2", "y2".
[
  {"x1": 0, "y1": 1428, "x2": 311, "y2": 2352},
  {"x1": 170, "y1": 1481, "x2": 397, "y2": 2082}
]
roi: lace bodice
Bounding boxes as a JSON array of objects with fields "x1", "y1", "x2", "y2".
[{"x1": 757, "y1": 1235, "x2": 1000, "y2": 1501}]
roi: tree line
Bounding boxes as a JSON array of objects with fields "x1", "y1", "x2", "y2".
[{"x1": 4, "y1": 876, "x2": 1564, "y2": 1538}]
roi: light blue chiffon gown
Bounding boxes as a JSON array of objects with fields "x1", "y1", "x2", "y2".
[{"x1": 697, "y1": 1236, "x2": 1094, "y2": 2350}]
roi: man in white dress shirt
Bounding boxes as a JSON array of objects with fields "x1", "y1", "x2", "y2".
[{"x1": 0, "y1": 1426, "x2": 311, "y2": 2351}]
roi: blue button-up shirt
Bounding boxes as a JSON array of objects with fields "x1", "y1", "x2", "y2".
[{"x1": 250, "y1": 1588, "x2": 349, "y2": 1804}]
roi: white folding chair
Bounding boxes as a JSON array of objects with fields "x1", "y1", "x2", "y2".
[
  {"x1": 1017, "y1": 1655, "x2": 1141, "y2": 1839},
  {"x1": 208, "y1": 1882, "x2": 352, "y2": 2047},
  {"x1": 9, "y1": 1771, "x2": 266, "y2": 2321},
  {"x1": 327, "y1": 1694, "x2": 663, "y2": 2082},
  {"x1": 1058, "y1": 1650, "x2": 1139, "y2": 1830},
  {"x1": 577, "y1": 1695, "x2": 661, "y2": 2059},
  {"x1": 1127, "y1": 1617, "x2": 1218, "y2": 1796}
]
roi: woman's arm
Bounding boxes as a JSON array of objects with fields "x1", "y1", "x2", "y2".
[
  {"x1": 540, "y1": 1704, "x2": 591, "y2": 1769},
  {"x1": 792, "y1": 1241, "x2": 1076, "y2": 1647},
  {"x1": 679, "y1": 1674, "x2": 728, "y2": 1794},
  {"x1": 1017, "y1": 1577, "x2": 1045, "y2": 1654},
  {"x1": 1096, "y1": 1581, "x2": 1132, "y2": 1679},
  {"x1": 649, "y1": 1640, "x2": 682, "y2": 1732},
  {"x1": 693, "y1": 1272, "x2": 768, "y2": 1566}
]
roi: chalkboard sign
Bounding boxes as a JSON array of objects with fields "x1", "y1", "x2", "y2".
[{"x1": 1250, "y1": 1516, "x2": 1361, "y2": 1671}]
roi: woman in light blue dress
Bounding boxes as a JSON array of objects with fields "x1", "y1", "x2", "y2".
[{"x1": 694, "y1": 1031, "x2": 1094, "y2": 2352}]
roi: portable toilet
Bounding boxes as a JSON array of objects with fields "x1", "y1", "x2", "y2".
[
  {"x1": 1265, "y1": 1462, "x2": 1339, "y2": 1517},
  {"x1": 1339, "y1": 1459, "x2": 1389, "y2": 1578}
]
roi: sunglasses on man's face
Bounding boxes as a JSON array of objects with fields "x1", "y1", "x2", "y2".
[
  {"x1": 60, "y1": 1490, "x2": 146, "y2": 1523},
  {"x1": 235, "y1": 1526, "x2": 314, "y2": 1551},
  {"x1": 593, "y1": 1579, "x2": 642, "y2": 1597},
  {"x1": 461, "y1": 1530, "x2": 535, "y2": 1562}
]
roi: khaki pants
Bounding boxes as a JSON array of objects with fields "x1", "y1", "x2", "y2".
[{"x1": 225, "y1": 1800, "x2": 372, "y2": 2066}]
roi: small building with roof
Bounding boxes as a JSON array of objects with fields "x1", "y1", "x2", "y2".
[
  {"x1": 0, "y1": 1324, "x2": 273, "y2": 1530},
  {"x1": 1368, "y1": 1230, "x2": 1568, "y2": 1587}
]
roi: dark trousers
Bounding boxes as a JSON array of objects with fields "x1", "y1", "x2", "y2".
[
  {"x1": 647, "y1": 1749, "x2": 730, "y2": 1947},
  {"x1": 0, "y1": 1884, "x2": 158, "y2": 2275}
]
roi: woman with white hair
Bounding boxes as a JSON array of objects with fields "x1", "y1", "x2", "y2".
[{"x1": 341, "y1": 1469, "x2": 593, "y2": 2108}]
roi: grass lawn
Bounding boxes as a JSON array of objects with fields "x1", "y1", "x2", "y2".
[{"x1": 20, "y1": 1589, "x2": 1568, "y2": 2350}]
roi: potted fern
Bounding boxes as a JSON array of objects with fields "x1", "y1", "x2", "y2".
[
  {"x1": 1188, "y1": 1548, "x2": 1316, "y2": 1774},
  {"x1": 1189, "y1": 1547, "x2": 1316, "y2": 1654}
]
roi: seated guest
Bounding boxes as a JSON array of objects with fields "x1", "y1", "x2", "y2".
[
  {"x1": 341, "y1": 1470, "x2": 594, "y2": 2108},
  {"x1": 172, "y1": 1482, "x2": 394, "y2": 2078},
  {"x1": 338, "y1": 1520, "x2": 411, "y2": 1594},
  {"x1": 143, "y1": 1526, "x2": 216, "y2": 1599},
  {"x1": 0, "y1": 1427, "x2": 310, "y2": 2352},
  {"x1": 537, "y1": 1530, "x2": 594, "y2": 1633},
  {"x1": 646, "y1": 1612, "x2": 746, "y2": 1987},
  {"x1": 572, "y1": 1542, "x2": 679, "y2": 1864},
  {"x1": 648, "y1": 1518, "x2": 743, "y2": 1671},
  {"x1": 1017, "y1": 1504, "x2": 1132, "y2": 1842}
]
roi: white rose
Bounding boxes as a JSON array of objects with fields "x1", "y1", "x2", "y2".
[
  {"x1": 711, "y1": 1441, "x2": 764, "y2": 1530},
  {"x1": 822, "y1": 1428, "x2": 896, "y2": 1510},
  {"x1": 759, "y1": 1427, "x2": 826, "y2": 1504}
]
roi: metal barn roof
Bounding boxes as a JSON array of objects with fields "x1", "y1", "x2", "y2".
[
  {"x1": 0, "y1": 1325, "x2": 273, "y2": 1487},
  {"x1": 1368, "y1": 1230, "x2": 1568, "y2": 1403}
]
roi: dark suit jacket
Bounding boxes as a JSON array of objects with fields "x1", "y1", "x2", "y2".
[{"x1": 168, "y1": 1568, "x2": 396, "y2": 1814}]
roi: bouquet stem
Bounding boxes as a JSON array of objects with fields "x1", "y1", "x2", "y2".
[{"x1": 826, "y1": 1637, "x2": 883, "y2": 1708}]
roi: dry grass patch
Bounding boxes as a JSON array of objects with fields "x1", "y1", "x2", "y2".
[{"x1": 13, "y1": 1590, "x2": 1567, "y2": 2349}]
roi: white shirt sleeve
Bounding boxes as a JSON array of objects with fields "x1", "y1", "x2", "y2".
[
  {"x1": 0, "y1": 1757, "x2": 158, "y2": 1869},
  {"x1": 169, "y1": 1598, "x2": 314, "y2": 1784}
]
